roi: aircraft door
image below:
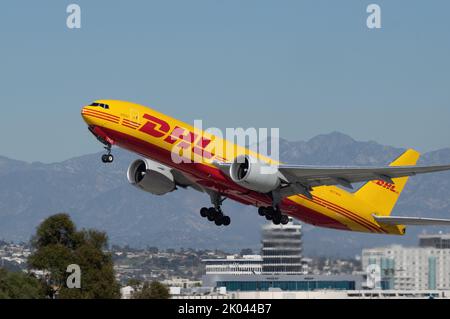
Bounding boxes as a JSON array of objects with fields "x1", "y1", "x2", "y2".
[{"x1": 130, "y1": 109, "x2": 140, "y2": 123}]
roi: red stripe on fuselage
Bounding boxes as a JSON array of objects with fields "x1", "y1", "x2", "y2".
[
  {"x1": 311, "y1": 195, "x2": 385, "y2": 233},
  {"x1": 122, "y1": 123, "x2": 138, "y2": 130},
  {"x1": 123, "y1": 119, "x2": 140, "y2": 126},
  {"x1": 284, "y1": 197, "x2": 351, "y2": 230},
  {"x1": 83, "y1": 112, "x2": 119, "y2": 124},
  {"x1": 83, "y1": 109, "x2": 119, "y2": 120},
  {"x1": 298, "y1": 195, "x2": 380, "y2": 233},
  {"x1": 84, "y1": 114, "x2": 119, "y2": 124},
  {"x1": 83, "y1": 114, "x2": 119, "y2": 124}
]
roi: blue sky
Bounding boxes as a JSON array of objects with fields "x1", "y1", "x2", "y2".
[{"x1": 0, "y1": 0, "x2": 449, "y2": 163}]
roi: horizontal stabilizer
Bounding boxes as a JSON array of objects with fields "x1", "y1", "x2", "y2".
[{"x1": 374, "y1": 215, "x2": 450, "y2": 226}]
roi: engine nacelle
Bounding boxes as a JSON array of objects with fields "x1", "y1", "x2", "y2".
[
  {"x1": 127, "y1": 159, "x2": 176, "y2": 196},
  {"x1": 229, "y1": 155, "x2": 280, "y2": 193}
]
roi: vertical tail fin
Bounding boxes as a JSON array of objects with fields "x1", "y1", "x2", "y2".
[{"x1": 354, "y1": 149, "x2": 420, "y2": 216}]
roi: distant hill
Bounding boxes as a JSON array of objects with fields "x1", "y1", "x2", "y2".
[{"x1": 0, "y1": 132, "x2": 449, "y2": 257}]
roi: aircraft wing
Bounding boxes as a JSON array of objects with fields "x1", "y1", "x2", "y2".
[
  {"x1": 374, "y1": 215, "x2": 450, "y2": 226},
  {"x1": 214, "y1": 160, "x2": 450, "y2": 190},
  {"x1": 277, "y1": 164, "x2": 450, "y2": 188}
]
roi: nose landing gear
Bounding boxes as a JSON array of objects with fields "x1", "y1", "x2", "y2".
[
  {"x1": 101, "y1": 154, "x2": 114, "y2": 163},
  {"x1": 101, "y1": 145, "x2": 114, "y2": 163}
]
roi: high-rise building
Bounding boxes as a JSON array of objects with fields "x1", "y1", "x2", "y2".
[
  {"x1": 419, "y1": 233, "x2": 450, "y2": 249},
  {"x1": 261, "y1": 218, "x2": 303, "y2": 274},
  {"x1": 362, "y1": 242, "x2": 450, "y2": 290}
]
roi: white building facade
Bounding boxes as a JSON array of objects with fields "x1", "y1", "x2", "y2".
[
  {"x1": 362, "y1": 245, "x2": 450, "y2": 290},
  {"x1": 261, "y1": 218, "x2": 303, "y2": 275},
  {"x1": 203, "y1": 255, "x2": 263, "y2": 275},
  {"x1": 203, "y1": 219, "x2": 303, "y2": 276}
]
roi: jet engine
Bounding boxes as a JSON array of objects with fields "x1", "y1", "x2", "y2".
[
  {"x1": 229, "y1": 155, "x2": 281, "y2": 193},
  {"x1": 127, "y1": 159, "x2": 176, "y2": 195}
]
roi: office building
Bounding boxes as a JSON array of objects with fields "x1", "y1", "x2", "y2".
[
  {"x1": 362, "y1": 241, "x2": 450, "y2": 290},
  {"x1": 419, "y1": 233, "x2": 450, "y2": 249},
  {"x1": 203, "y1": 255, "x2": 263, "y2": 275},
  {"x1": 261, "y1": 218, "x2": 303, "y2": 274}
]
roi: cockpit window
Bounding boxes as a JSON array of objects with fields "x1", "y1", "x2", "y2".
[{"x1": 89, "y1": 102, "x2": 109, "y2": 109}]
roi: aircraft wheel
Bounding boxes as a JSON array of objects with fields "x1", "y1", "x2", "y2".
[
  {"x1": 222, "y1": 216, "x2": 231, "y2": 226},
  {"x1": 258, "y1": 207, "x2": 266, "y2": 216},
  {"x1": 265, "y1": 214, "x2": 273, "y2": 221},
  {"x1": 265, "y1": 207, "x2": 275, "y2": 217},
  {"x1": 273, "y1": 214, "x2": 282, "y2": 225},
  {"x1": 200, "y1": 207, "x2": 208, "y2": 218},
  {"x1": 280, "y1": 215, "x2": 289, "y2": 225},
  {"x1": 207, "y1": 208, "x2": 216, "y2": 221},
  {"x1": 215, "y1": 218, "x2": 223, "y2": 226},
  {"x1": 101, "y1": 154, "x2": 114, "y2": 163},
  {"x1": 214, "y1": 210, "x2": 224, "y2": 221}
]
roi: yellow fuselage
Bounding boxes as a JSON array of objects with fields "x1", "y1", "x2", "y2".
[{"x1": 81, "y1": 100, "x2": 405, "y2": 235}]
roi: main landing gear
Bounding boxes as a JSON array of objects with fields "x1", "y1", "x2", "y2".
[
  {"x1": 258, "y1": 206, "x2": 289, "y2": 225},
  {"x1": 200, "y1": 207, "x2": 231, "y2": 227},
  {"x1": 101, "y1": 144, "x2": 114, "y2": 163},
  {"x1": 200, "y1": 192, "x2": 231, "y2": 227}
]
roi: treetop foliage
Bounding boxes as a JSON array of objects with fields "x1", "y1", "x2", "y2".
[{"x1": 28, "y1": 213, "x2": 120, "y2": 299}]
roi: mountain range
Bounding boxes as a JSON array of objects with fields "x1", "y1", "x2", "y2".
[{"x1": 1, "y1": 132, "x2": 450, "y2": 257}]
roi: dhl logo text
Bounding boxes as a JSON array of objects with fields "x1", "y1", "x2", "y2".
[
  {"x1": 138, "y1": 113, "x2": 214, "y2": 160},
  {"x1": 373, "y1": 180, "x2": 399, "y2": 194}
]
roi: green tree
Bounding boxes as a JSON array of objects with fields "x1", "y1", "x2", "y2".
[
  {"x1": 0, "y1": 268, "x2": 46, "y2": 299},
  {"x1": 132, "y1": 281, "x2": 170, "y2": 299},
  {"x1": 127, "y1": 278, "x2": 142, "y2": 289},
  {"x1": 28, "y1": 213, "x2": 120, "y2": 299}
]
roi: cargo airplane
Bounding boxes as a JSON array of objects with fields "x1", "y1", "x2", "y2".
[{"x1": 81, "y1": 100, "x2": 450, "y2": 234}]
